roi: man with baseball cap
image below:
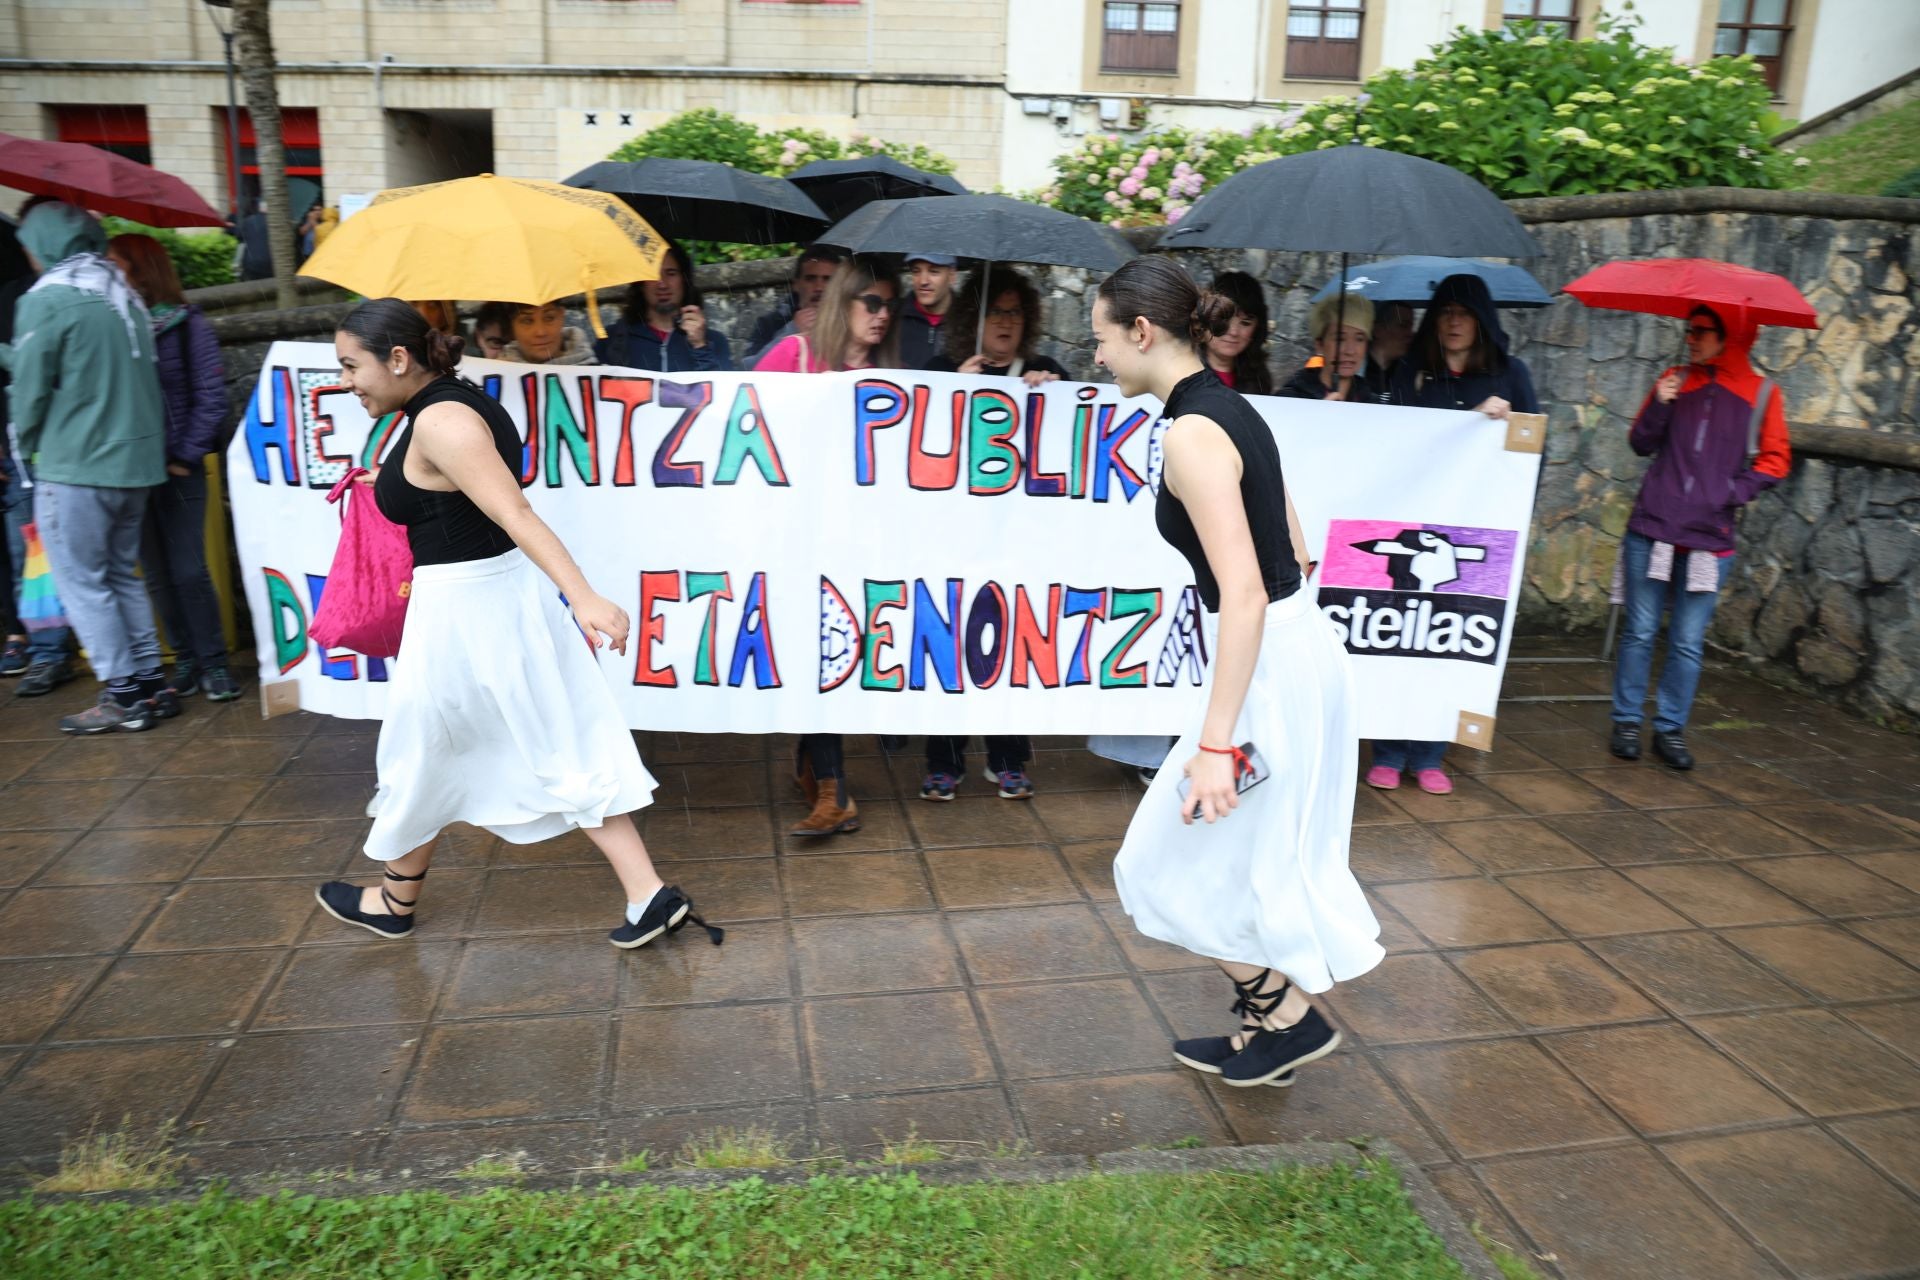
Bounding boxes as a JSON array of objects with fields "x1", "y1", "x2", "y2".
[{"x1": 896, "y1": 252, "x2": 958, "y2": 369}]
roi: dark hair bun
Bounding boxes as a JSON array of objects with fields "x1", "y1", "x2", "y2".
[
  {"x1": 1189, "y1": 290, "x2": 1237, "y2": 347},
  {"x1": 425, "y1": 328, "x2": 466, "y2": 374}
]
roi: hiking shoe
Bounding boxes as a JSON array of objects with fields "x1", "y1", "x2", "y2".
[
  {"x1": 1365, "y1": 764, "x2": 1401, "y2": 790},
  {"x1": 0, "y1": 638, "x2": 27, "y2": 676},
  {"x1": 315, "y1": 879, "x2": 415, "y2": 938},
  {"x1": 609, "y1": 884, "x2": 724, "y2": 950},
  {"x1": 201, "y1": 667, "x2": 243, "y2": 702},
  {"x1": 1173, "y1": 1034, "x2": 1294, "y2": 1087},
  {"x1": 1609, "y1": 721, "x2": 1642, "y2": 761},
  {"x1": 15, "y1": 658, "x2": 74, "y2": 697},
  {"x1": 984, "y1": 767, "x2": 1034, "y2": 800},
  {"x1": 167, "y1": 665, "x2": 201, "y2": 697},
  {"x1": 146, "y1": 688, "x2": 183, "y2": 720},
  {"x1": 1414, "y1": 768, "x2": 1453, "y2": 796},
  {"x1": 919, "y1": 771, "x2": 960, "y2": 802},
  {"x1": 1652, "y1": 730, "x2": 1694, "y2": 771},
  {"x1": 1221, "y1": 1007, "x2": 1342, "y2": 1087},
  {"x1": 59, "y1": 692, "x2": 157, "y2": 735}
]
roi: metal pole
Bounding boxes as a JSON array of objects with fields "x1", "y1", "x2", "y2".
[
  {"x1": 974, "y1": 259, "x2": 991, "y2": 357},
  {"x1": 1332, "y1": 251, "x2": 1348, "y2": 396},
  {"x1": 221, "y1": 27, "x2": 241, "y2": 220}
]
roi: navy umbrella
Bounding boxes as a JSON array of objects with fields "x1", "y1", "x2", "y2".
[
  {"x1": 562, "y1": 158, "x2": 828, "y2": 245},
  {"x1": 788, "y1": 156, "x2": 968, "y2": 223},
  {"x1": 1311, "y1": 256, "x2": 1552, "y2": 309}
]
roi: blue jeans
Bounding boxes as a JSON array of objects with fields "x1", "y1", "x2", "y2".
[
  {"x1": 1371, "y1": 740, "x2": 1447, "y2": 772},
  {"x1": 1611, "y1": 530, "x2": 1732, "y2": 734},
  {"x1": 2, "y1": 462, "x2": 74, "y2": 662}
]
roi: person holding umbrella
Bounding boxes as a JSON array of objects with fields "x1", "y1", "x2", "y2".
[
  {"x1": 1097, "y1": 256, "x2": 1380, "y2": 1089},
  {"x1": 896, "y1": 252, "x2": 959, "y2": 370},
  {"x1": 1608, "y1": 304, "x2": 1790, "y2": 770},
  {"x1": 744, "y1": 245, "x2": 845, "y2": 365},
  {"x1": 1279, "y1": 293, "x2": 1389, "y2": 404},
  {"x1": 596, "y1": 243, "x2": 732, "y2": 372}
]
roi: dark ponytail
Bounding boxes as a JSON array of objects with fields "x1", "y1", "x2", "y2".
[
  {"x1": 1095, "y1": 256, "x2": 1229, "y2": 351},
  {"x1": 339, "y1": 297, "x2": 465, "y2": 375}
]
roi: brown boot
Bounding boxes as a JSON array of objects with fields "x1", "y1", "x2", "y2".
[
  {"x1": 789, "y1": 778, "x2": 860, "y2": 837},
  {"x1": 793, "y1": 743, "x2": 819, "y2": 807}
]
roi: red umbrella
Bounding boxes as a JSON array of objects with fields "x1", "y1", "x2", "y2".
[
  {"x1": 1563, "y1": 258, "x2": 1818, "y2": 329},
  {"x1": 0, "y1": 132, "x2": 224, "y2": 228}
]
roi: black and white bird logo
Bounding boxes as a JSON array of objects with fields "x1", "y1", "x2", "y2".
[{"x1": 1353, "y1": 529, "x2": 1489, "y2": 593}]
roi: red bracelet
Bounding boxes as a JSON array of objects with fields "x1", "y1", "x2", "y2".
[{"x1": 1197, "y1": 742, "x2": 1253, "y2": 779}]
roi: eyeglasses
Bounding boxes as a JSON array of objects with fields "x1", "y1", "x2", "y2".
[
  {"x1": 855, "y1": 294, "x2": 897, "y2": 315},
  {"x1": 986, "y1": 306, "x2": 1024, "y2": 321},
  {"x1": 1685, "y1": 325, "x2": 1722, "y2": 339}
]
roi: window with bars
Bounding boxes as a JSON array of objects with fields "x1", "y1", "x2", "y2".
[
  {"x1": 1501, "y1": 0, "x2": 1577, "y2": 37},
  {"x1": 1102, "y1": 2, "x2": 1181, "y2": 75},
  {"x1": 1285, "y1": 1, "x2": 1364, "y2": 81},
  {"x1": 1715, "y1": 0, "x2": 1792, "y2": 95}
]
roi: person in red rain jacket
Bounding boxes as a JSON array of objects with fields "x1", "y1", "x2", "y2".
[{"x1": 1610, "y1": 303, "x2": 1791, "y2": 771}]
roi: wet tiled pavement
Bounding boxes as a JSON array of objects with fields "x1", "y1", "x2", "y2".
[{"x1": 3, "y1": 643, "x2": 1919, "y2": 1279}]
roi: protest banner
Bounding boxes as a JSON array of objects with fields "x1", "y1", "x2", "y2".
[{"x1": 229, "y1": 345, "x2": 1543, "y2": 745}]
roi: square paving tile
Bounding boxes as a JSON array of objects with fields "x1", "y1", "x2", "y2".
[
  {"x1": 1504, "y1": 731, "x2": 1633, "y2": 774},
  {"x1": 102, "y1": 777, "x2": 267, "y2": 828},
  {"x1": 976, "y1": 978, "x2": 1170, "y2": 1079},
  {"x1": 950, "y1": 904, "x2": 1127, "y2": 984},
  {"x1": 278, "y1": 734, "x2": 379, "y2": 776},
  {"x1": 615, "y1": 1003, "x2": 802, "y2": 1110},
  {"x1": 483, "y1": 826, "x2": 602, "y2": 868},
  {"x1": 1544, "y1": 1023, "x2": 1800, "y2": 1136},
  {"x1": 438, "y1": 934, "x2": 620, "y2": 1018},
  {"x1": 805, "y1": 990, "x2": 995, "y2": 1094},
  {"x1": 1029, "y1": 790, "x2": 1135, "y2": 842},
  {"x1": 468, "y1": 866, "x2": 645, "y2": 933},
  {"x1": 1057, "y1": 840, "x2": 1120, "y2": 900},
  {"x1": 906, "y1": 795, "x2": 1048, "y2": 847},
  {"x1": 1097, "y1": 902, "x2": 1211, "y2": 971},
  {"x1": 1384, "y1": 775, "x2": 1519, "y2": 822},
  {"x1": 786, "y1": 852, "x2": 933, "y2": 917},
  {"x1": 1375, "y1": 877, "x2": 1562, "y2": 948},
  {"x1": 1436, "y1": 817, "x2": 1598, "y2": 875},
  {"x1": 1688, "y1": 763, "x2": 1818, "y2": 806},
  {"x1": 1479, "y1": 770, "x2": 1625, "y2": 816},
  {"x1": 791, "y1": 913, "x2": 960, "y2": 996},
  {"x1": 923, "y1": 845, "x2": 1078, "y2": 908},
  {"x1": 1350, "y1": 785, "x2": 1409, "y2": 825},
  {"x1": 1452, "y1": 942, "x2": 1660, "y2": 1030},
  {"x1": 1319, "y1": 954, "x2": 1513, "y2": 1046},
  {"x1": 1650, "y1": 805, "x2": 1818, "y2": 857},
  {"x1": 1667, "y1": 1126, "x2": 1920, "y2": 1279},
  {"x1": 1833, "y1": 1111, "x2": 1920, "y2": 1198},
  {"x1": 1846, "y1": 850, "x2": 1920, "y2": 895},
  {"x1": 647, "y1": 761, "x2": 770, "y2": 809},
  {"x1": 777, "y1": 800, "x2": 914, "y2": 854},
  {"x1": 1750, "y1": 802, "x2": 1912, "y2": 853},
  {"x1": 192, "y1": 1027, "x2": 417, "y2": 1141},
  {"x1": 131, "y1": 879, "x2": 318, "y2": 952},
  {"x1": 1015, "y1": 1071, "x2": 1229, "y2": 1154},
  {"x1": 0, "y1": 1040, "x2": 222, "y2": 1157},
  {"x1": 1839, "y1": 999, "x2": 1920, "y2": 1060},
  {"x1": 150, "y1": 736, "x2": 302, "y2": 779},
  {"x1": 1621, "y1": 863, "x2": 1817, "y2": 928},
  {"x1": 60, "y1": 951, "x2": 278, "y2": 1040},
  {"x1": 622, "y1": 921, "x2": 792, "y2": 1007},
  {"x1": 241, "y1": 774, "x2": 375, "y2": 823},
  {"x1": 1723, "y1": 922, "x2": 1920, "y2": 1002},
  {"x1": 1478, "y1": 1146, "x2": 1782, "y2": 1280},
  {"x1": 1347, "y1": 824, "x2": 1479, "y2": 883},
  {"x1": 0, "y1": 957, "x2": 109, "y2": 1044},
  {"x1": 1739, "y1": 854, "x2": 1919, "y2": 918},
  {"x1": 1377, "y1": 1039, "x2": 1627, "y2": 1159},
  {"x1": 403, "y1": 1015, "x2": 606, "y2": 1124},
  {"x1": 1696, "y1": 1008, "x2": 1920, "y2": 1116},
  {"x1": 0, "y1": 830, "x2": 73, "y2": 887},
  {"x1": 1572, "y1": 766, "x2": 1720, "y2": 811},
  {"x1": 1210, "y1": 1052, "x2": 1448, "y2": 1165},
  {"x1": 0, "y1": 884, "x2": 170, "y2": 957},
  {"x1": 1543, "y1": 810, "x2": 1708, "y2": 866},
  {"x1": 256, "y1": 942, "x2": 458, "y2": 1030},
  {"x1": 191, "y1": 820, "x2": 368, "y2": 880},
  {"x1": 816, "y1": 1086, "x2": 1018, "y2": 1160},
  {"x1": 21, "y1": 737, "x2": 169, "y2": 783},
  {"x1": 0, "y1": 779, "x2": 138, "y2": 831},
  {"x1": 1504, "y1": 869, "x2": 1692, "y2": 937},
  {"x1": 657, "y1": 857, "x2": 782, "y2": 922},
  {"x1": 639, "y1": 805, "x2": 777, "y2": 860},
  {"x1": 36, "y1": 826, "x2": 221, "y2": 886},
  {"x1": 1590, "y1": 931, "x2": 1808, "y2": 1016}
]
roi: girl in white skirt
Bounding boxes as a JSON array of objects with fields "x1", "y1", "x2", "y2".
[
  {"x1": 1093, "y1": 259, "x2": 1380, "y2": 1088},
  {"x1": 313, "y1": 299, "x2": 719, "y2": 952}
]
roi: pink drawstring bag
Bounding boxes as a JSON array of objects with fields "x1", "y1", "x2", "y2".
[{"x1": 311, "y1": 467, "x2": 414, "y2": 658}]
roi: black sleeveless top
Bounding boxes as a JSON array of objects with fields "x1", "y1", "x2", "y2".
[
  {"x1": 1154, "y1": 368, "x2": 1301, "y2": 613},
  {"x1": 374, "y1": 375, "x2": 523, "y2": 566}
]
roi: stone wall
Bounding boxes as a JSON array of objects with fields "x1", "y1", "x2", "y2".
[{"x1": 201, "y1": 190, "x2": 1920, "y2": 726}]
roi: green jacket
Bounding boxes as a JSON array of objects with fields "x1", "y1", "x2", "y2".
[{"x1": 10, "y1": 203, "x2": 166, "y2": 488}]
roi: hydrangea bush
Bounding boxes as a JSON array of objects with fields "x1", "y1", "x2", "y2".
[{"x1": 1036, "y1": 13, "x2": 1792, "y2": 227}]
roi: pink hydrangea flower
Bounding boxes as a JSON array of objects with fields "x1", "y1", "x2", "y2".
[{"x1": 1118, "y1": 175, "x2": 1142, "y2": 196}]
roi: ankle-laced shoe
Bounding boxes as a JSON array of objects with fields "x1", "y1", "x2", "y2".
[
  {"x1": 1173, "y1": 969, "x2": 1296, "y2": 1086},
  {"x1": 609, "y1": 884, "x2": 724, "y2": 950},
  {"x1": 314, "y1": 872, "x2": 421, "y2": 938},
  {"x1": 1221, "y1": 1006, "x2": 1341, "y2": 1087}
]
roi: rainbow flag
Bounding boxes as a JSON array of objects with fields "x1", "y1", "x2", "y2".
[{"x1": 18, "y1": 521, "x2": 67, "y2": 633}]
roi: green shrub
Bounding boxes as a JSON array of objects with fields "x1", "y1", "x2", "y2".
[
  {"x1": 605, "y1": 108, "x2": 957, "y2": 262},
  {"x1": 1036, "y1": 10, "x2": 1792, "y2": 226},
  {"x1": 99, "y1": 216, "x2": 237, "y2": 290},
  {"x1": 1880, "y1": 166, "x2": 1920, "y2": 199}
]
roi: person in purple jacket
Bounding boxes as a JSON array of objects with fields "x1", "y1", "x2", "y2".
[{"x1": 107, "y1": 234, "x2": 242, "y2": 702}]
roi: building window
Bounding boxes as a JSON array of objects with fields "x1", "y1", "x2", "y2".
[
  {"x1": 52, "y1": 105, "x2": 151, "y2": 166},
  {"x1": 1102, "y1": 2, "x2": 1181, "y2": 75},
  {"x1": 1502, "y1": 0, "x2": 1577, "y2": 37},
  {"x1": 1715, "y1": 0, "x2": 1792, "y2": 95},
  {"x1": 222, "y1": 107, "x2": 324, "y2": 213},
  {"x1": 1285, "y1": 2, "x2": 1364, "y2": 81}
]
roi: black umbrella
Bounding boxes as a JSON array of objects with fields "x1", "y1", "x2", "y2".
[
  {"x1": 788, "y1": 156, "x2": 968, "y2": 222},
  {"x1": 820, "y1": 194, "x2": 1137, "y2": 355},
  {"x1": 562, "y1": 158, "x2": 828, "y2": 245}
]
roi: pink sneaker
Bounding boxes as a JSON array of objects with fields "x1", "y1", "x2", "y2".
[
  {"x1": 1415, "y1": 768, "x2": 1453, "y2": 796},
  {"x1": 1365, "y1": 764, "x2": 1401, "y2": 790}
]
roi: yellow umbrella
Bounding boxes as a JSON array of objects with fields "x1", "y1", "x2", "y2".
[{"x1": 298, "y1": 174, "x2": 666, "y2": 337}]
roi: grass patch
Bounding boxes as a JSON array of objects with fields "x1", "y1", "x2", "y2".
[
  {"x1": 1702, "y1": 717, "x2": 1763, "y2": 731},
  {"x1": 1782, "y1": 97, "x2": 1920, "y2": 195},
  {"x1": 613, "y1": 1150, "x2": 652, "y2": 1174},
  {"x1": 32, "y1": 1121, "x2": 185, "y2": 1194},
  {"x1": 875, "y1": 1125, "x2": 947, "y2": 1165},
  {"x1": 1474, "y1": 1224, "x2": 1551, "y2": 1279},
  {"x1": 0, "y1": 1158, "x2": 1468, "y2": 1279},
  {"x1": 451, "y1": 1153, "x2": 533, "y2": 1182},
  {"x1": 673, "y1": 1126, "x2": 793, "y2": 1170}
]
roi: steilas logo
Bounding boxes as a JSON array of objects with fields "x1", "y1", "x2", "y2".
[{"x1": 1316, "y1": 521, "x2": 1518, "y2": 666}]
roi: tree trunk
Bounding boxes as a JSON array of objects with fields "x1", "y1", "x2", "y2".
[{"x1": 231, "y1": 0, "x2": 297, "y2": 310}]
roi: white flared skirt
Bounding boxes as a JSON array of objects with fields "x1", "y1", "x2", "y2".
[
  {"x1": 364, "y1": 548, "x2": 657, "y2": 860},
  {"x1": 1113, "y1": 591, "x2": 1382, "y2": 993}
]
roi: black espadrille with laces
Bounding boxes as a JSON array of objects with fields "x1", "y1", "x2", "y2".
[
  {"x1": 1174, "y1": 969, "x2": 1295, "y2": 1086},
  {"x1": 1221, "y1": 1005, "x2": 1341, "y2": 1087},
  {"x1": 609, "y1": 884, "x2": 724, "y2": 950},
  {"x1": 314, "y1": 867, "x2": 426, "y2": 938}
]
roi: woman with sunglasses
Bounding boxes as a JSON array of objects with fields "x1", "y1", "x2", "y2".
[{"x1": 755, "y1": 255, "x2": 901, "y2": 836}]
